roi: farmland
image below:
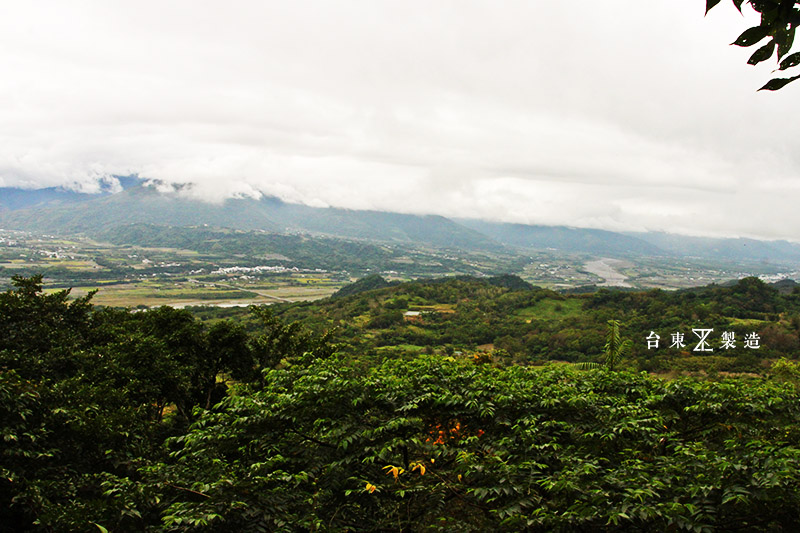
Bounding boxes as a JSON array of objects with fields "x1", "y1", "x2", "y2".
[{"x1": 2, "y1": 226, "x2": 799, "y2": 309}]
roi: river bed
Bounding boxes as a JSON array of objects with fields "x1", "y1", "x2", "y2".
[{"x1": 584, "y1": 258, "x2": 632, "y2": 287}]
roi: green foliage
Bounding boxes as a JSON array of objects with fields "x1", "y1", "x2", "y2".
[
  {"x1": 248, "y1": 305, "x2": 336, "y2": 372},
  {"x1": 707, "y1": 0, "x2": 800, "y2": 90},
  {"x1": 603, "y1": 319, "x2": 632, "y2": 370},
  {"x1": 5, "y1": 275, "x2": 800, "y2": 530},
  {"x1": 577, "y1": 319, "x2": 632, "y2": 371},
  {"x1": 136, "y1": 356, "x2": 800, "y2": 530},
  {"x1": 0, "y1": 276, "x2": 335, "y2": 530},
  {"x1": 277, "y1": 274, "x2": 800, "y2": 372},
  {"x1": 770, "y1": 357, "x2": 800, "y2": 386}
]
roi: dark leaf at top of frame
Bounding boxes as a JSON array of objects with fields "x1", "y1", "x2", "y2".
[
  {"x1": 776, "y1": 28, "x2": 795, "y2": 59},
  {"x1": 778, "y1": 0, "x2": 797, "y2": 19},
  {"x1": 778, "y1": 50, "x2": 800, "y2": 70},
  {"x1": 732, "y1": 25, "x2": 771, "y2": 47},
  {"x1": 748, "y1": 41, "x2": 776, "y2": 64},
  {"x1": 749, "y1": 0, "x2": 781, "y2": 14},
  {"x1": 706, "y1": 0, "x2": 723, "y2": 15},
  {"x1": 758, "y1": 73, "x2": 800, "y2": 90}
]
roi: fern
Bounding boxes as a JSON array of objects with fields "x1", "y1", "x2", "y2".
[
  {"x1": 576, "y1": 320, "x2": 630, "y2": 371},
  {"x1": 603, "y1": 319, "x2": 631, "y2": 371}
]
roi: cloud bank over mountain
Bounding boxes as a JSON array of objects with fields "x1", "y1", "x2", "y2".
[{"x1": 1, "y1": 1, "x2": 797, "y2": 240}]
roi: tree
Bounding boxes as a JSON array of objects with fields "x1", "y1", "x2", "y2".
[
  {"x1": 706, "y1": 0, "x2": 800, "y2": 90},
  {"x1": 603, "y1": 319, "x2": 632, "y2": 370},
  {"x1": 577, "y1": 319, "x2": 631, "y2": 371}
]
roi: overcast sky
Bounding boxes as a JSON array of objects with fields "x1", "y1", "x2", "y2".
[{"x1": 1, "y1": 1, "x2": 798, "y2": 240}]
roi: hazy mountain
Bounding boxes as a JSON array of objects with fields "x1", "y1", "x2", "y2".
[
  {"x1": 0, "y1": 187, "x2": 94, "y2": 211},
  {"x1": 458, "y1": 220, "x2": 800, "y2": 264},
  {"x1": 456, "y1": 219, "x2": 665, "y2": 256},
  {"x1": 0, "y1": 182, "x2": 501, "y2": 251},
  {"x1": 252, "y1": 196, "x2": 501, "y2": 250},
  {"x1": 0, "y1": 176, "x2": 140, "y2": 211},
  {"x1": 4, "y1": 182, "x2": 800, "y2": 264},
  {"x1": 771, "y1": 279, "x2": 799, "y2": 294},
  {"x1": 628, "y1": 232, "x2": 800, "y2": 263},
  {"x1": 2, "y1": 185, "x2": 276, "y2": 233}
]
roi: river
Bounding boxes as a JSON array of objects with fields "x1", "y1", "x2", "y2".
[{"x1": 583, "y1": 258, "x2": 632, "y2": 287}]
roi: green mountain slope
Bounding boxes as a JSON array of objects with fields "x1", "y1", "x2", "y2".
[{"x1": 0, "y1": 184, "x2": 501, "y2": 251}]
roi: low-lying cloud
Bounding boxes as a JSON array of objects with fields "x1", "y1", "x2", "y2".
[{"x1": 1, "y1": 1, "x2": 798, "y2": 240}]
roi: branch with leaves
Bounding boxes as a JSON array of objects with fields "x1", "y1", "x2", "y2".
[{"x1": 707, "y1": 0, "x2": 800, "y2": 90}]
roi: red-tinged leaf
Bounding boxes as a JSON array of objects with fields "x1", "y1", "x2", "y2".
[
  {"x1": 778, "y1": 51, "x2": 800, "y2": 70},
  {"x1": 732, "y1": 25, "x2": 770, "y2": 47},
  {"x1": 748, "y1": 41, "x2": 776, "y2": 65},
  {"x1": 706, "y1": 0, "x2": 722, "y2": 15},
  {"x1": 758, "y1": 73, "x2": 800, "y2": 90}
]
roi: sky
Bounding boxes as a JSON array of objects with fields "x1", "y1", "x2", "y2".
[{"x1": 1, "y1": 1, "x2": 799, "y2": 241}]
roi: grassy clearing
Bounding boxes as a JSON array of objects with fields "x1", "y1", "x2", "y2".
[
  {"x1": 727, "y1": 317, "x2": 769, "y2": 327},
  {"x1": 411, "y1": 304, "x2": 456, "y2": 312},
  {"x1": 515, "y1": 298, "x2": 583, "y2": 320},
  {"x1": 374, "y1": 344, "x2": 424, "y2": 353}
]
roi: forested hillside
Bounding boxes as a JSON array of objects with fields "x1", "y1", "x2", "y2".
[
  {"x1": 270, "y1": 274, "x2": 800, "y2": 375},
  {"x1": 95, "y1": 224, "x2": 525, "y2": 275},
  {"x1": 3, "y1": 275, "x2": 800, "y2": 531}
]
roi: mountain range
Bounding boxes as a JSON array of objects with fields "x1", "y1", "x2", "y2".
[{"x1": 2, "y1": 177, "x2": 800, "y2": 264}]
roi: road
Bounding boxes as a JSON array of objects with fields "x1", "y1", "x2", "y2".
[{"x1": 189, "y1": 279, "x2": 293, "y2": 303}]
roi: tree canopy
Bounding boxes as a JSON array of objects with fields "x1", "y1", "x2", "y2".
[{"x1": 4, "y1": 276, "x2": 800, "y2": 530}]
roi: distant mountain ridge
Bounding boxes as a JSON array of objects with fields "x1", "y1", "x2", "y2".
[
  {"x1": 0, "y1": 176, "x2": 140, "y2": 211},
  {"x1": 457, "y1": 219, "x2": 664, "y2": 257},
  {"x1": 2, "y1": 180, "x2": 800, "y2": 264},
  {"x1": 0, "y1": 187, "x2": 95, "y2": 211},
  {"x1": 627, "y1": 232, "x2": 800, "y2": 263},
  {"x1": 0, "y1": 180, "x2": 502, "y2": 251}
]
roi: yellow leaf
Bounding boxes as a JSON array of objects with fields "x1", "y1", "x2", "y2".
[
  {"x1": 383, "y1": 465, "x2": 404, "y2": 479},
  {"x1": 365, "y1": 482, "x2": 377, "y2": 493},
  {"x1": 457, "y1": 474, "x2": 462, "y2": 482}
]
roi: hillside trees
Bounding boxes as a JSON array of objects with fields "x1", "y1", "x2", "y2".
[{"x1": 0, "y1": 276, "x2": 332, "y2": 530}]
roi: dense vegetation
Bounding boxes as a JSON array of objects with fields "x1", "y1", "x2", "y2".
[
  {"x1": 272, "y1": 274, "x2": 800, "y2": 374},
  {"x1": 3, "y1": 275, "x2": 800, "y2": 531}
]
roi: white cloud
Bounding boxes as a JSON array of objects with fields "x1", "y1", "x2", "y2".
[{"x1": 0, "y1": 1, "x2": 798, "y2": 239}]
